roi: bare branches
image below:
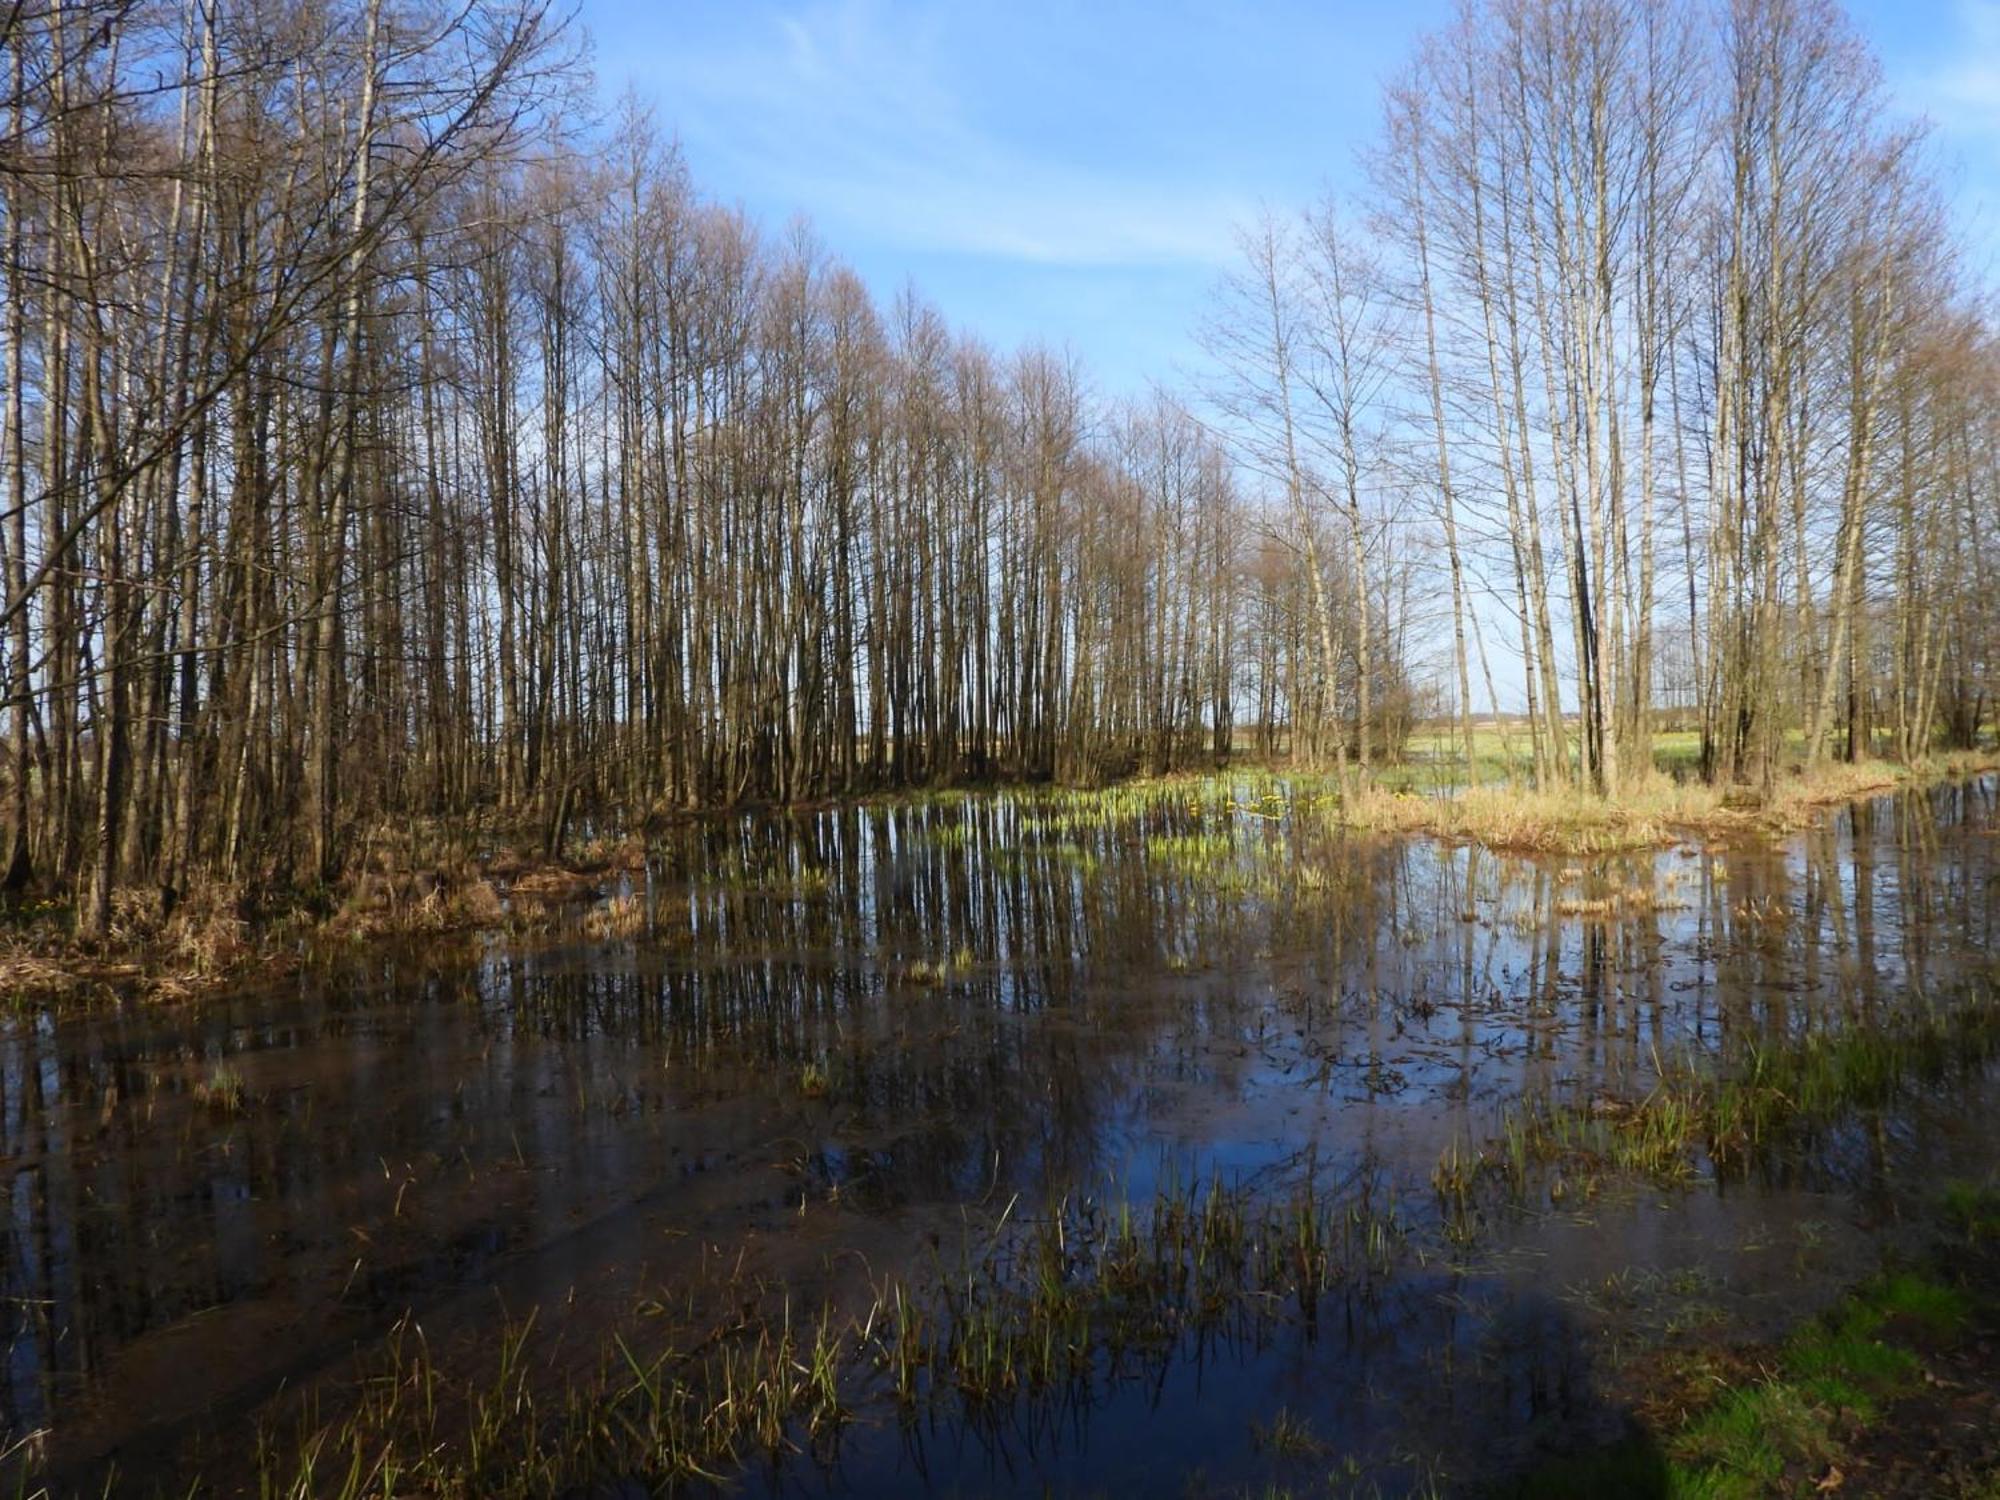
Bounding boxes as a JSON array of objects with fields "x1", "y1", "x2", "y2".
[{"x1": 1205, "y1": 0, "x2": 1997, "y2": 796}]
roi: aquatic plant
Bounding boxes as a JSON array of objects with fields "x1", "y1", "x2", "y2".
[
  {"x1": 798, "y1": 1059, "x2": 830, "y2": 1099},
  {"x1": 1250, "y1": 1406, "x2": 1330, "y2": 1459},
  {"x1": 1551, "y1": 880, "x2": 1687, "y2": 919},
  {"x1": 1941, "y1": 1180, "x2": 2000, "y2": 1242},
  {"x1": 904, "y1": 948, "x2": 974, "y2": 986},
  {"x1": 1145, "y1": 829, "x2": 1244, "y2": 877},
  {"x1": 580, "y1": 891, "x2": 647, "y2": 940},
  {"x1": 1445, "y1": 981, "x2": 2000, "y2": 1199},
  {"x1": 1429, "y1": 1136, "x2": 1478, "y2": 1238},
  {"x1": 240, "y1": 1164, "x2": 1425, "y2": 1498},
  {"x1": 192, "y1": 1063, "x2": 246, "y2": 1115}
]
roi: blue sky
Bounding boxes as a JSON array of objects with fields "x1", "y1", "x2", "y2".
[{"x1": 580, "y1": 0, "x2": 2000, "y2": 401}]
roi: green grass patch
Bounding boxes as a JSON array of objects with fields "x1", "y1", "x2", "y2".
[
  {"x1": 1867, "y1": 1270, "x2": 1973, "y2": 1335},
  {"x1": 1942, "y1": 1180, "x2": 2000, "y2": 1242},
  {"x1": 1668, "y1": 1273, "x2": 1965, "y2": 1493},
  {"x1": 1503, "y1": 1271, "x2": 1973, "y2": 1499},
  {"x1": 1443, "y1": 985, "x2": 2000, "y2": 1206},
  {"x1": 1671, "y1": 1380, "x2": 1835, "y2": 1496}
]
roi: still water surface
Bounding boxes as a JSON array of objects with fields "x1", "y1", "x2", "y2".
[{"x1": 6, "y1": 776, "x2": 1998, "y2": 1492}]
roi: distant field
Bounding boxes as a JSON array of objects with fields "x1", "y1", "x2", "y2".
[{"x1": 1395, "y1": 725, "x2": 1907, "y2": 786}]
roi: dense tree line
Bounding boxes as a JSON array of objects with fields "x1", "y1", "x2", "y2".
[
  {"x1": 2, "y1": 0, "x2": 1380, "y2": 936},
  {"x1": 1238, "y1": 0, "x2": 1999, "y2": 794},
  {"x1": 3, "y1": 0, "x2": 1996, "y2": 938}
]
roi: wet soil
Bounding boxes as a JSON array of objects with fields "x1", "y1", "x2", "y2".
[{"x1": 1819, "y1": 1238, "x2": 2000, "y2": 1497}]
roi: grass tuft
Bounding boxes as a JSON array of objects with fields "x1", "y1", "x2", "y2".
[{"x1": 192, "y1": 1063, "x2": 247, "y2": 1115}]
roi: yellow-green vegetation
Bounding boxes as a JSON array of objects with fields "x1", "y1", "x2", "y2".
[
  {"x1": 925, "y1": 821, "x2": 972, "y2": 850},
  {"x1": 1401, "y1": 724, "x2": 1971, "y2": 786},
  {"x1": 1144, "y1": 829, "x2": 1243, "y2": 875},
  {"x1": 1399, "y1": 722, "x2": 1709, "y2": 787},
  {"x1": 192, "y1": 1063, "x2": 247, "y2": 1115},
  {"x1": 1497, "y1": 1271, "x2": 1977, "y2": 1499},
  {"x1": 714, "y1": 855, "x2": 832, "y2": 899},
  {"x1": 1392, "y1": 723, "x2": 1540, "y2": 789},
  {"x1": 905, "y1": 947, "x2": 976, "y2": 985},
  {"x1": 797, "y1": 1059, "x2": 830, "y2": 1099},
  {"x1": 579, "y1": 891, "x2": 647, "y2": 940},
  {"x1": 978, "y1": 741, "x2": 1999, "y2": 862},
  {"x1": 244, "y1": 1171, "x2": 1418, "y2": 1498},
  {"x1": 1435, "y1": 984, "x2": 2000, "y2": 1213},
  {"x1": 14, "y1": 738, "x2": 1994, "y2": 1018}
]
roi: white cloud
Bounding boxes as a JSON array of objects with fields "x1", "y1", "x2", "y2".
[
  {"x1": 1882, "y1": 0, "x2": 2000, "y2": 283},
  {"x1": 1924, "y1": 1, "x2": 2000, "y2": 134},
  {"x1": 1896, "y1": 2, "x2": 2000, "y2": 142},
  {"x1": 647, "y1": 0, "x2": 1251, "y2": 268}
]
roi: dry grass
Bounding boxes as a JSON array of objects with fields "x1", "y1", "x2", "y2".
[
  {"x1": 2, "y1": 857, "x2": 539, "y2": 1014},
  {"x1": 158, "y1": 882, "x2": 259, "y2": 970},
  {"x1": 1333, "y1": 752, "x2": 2000, "y2": 857},
  {"x1": 1761, "y1": 754, "x2": 1992, "y2": 821},
  {"x1": 0, "y1": 943, "x2": 91, "y2": 1001},
  {"x1": 1336, "y1": 775, "x2": 1722, "y2": 855},
  {"x1": 580, "y1": 891, "x2": 647, "y2": 940},
  {"x1": 0, "y1": 880, "x2": 269, "y2": 1007},
  {"x1": 0, "y1": 806, "x2": 637, "y2": 1015},
  {"x1": 1553, "y1": 878, "x2": 1690, "y2": 918},
  {"x1": 505, "y1": 866, "x2": 601, "y2": 901}
]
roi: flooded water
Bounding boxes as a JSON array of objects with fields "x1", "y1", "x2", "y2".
[{"x1": 6, "y1": 775, "x2": 1999, "y2": 1494}]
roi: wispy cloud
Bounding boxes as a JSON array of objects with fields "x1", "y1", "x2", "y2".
[
  {"x1": 1883, "y1": 0, "x2": 2000, "y2": 280},
  {"x1": 647, "y1": 0, "x2": 1252, "y2": 268},
  {"x1": 1918, "y1": 1, "x2": 2000, "y2": 137}
]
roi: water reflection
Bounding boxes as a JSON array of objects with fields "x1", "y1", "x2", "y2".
[{"x1": 4, "y1": 775, "x2": 1997, "y2": 1486}]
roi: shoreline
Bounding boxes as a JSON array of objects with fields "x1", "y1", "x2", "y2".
[{"x1": 5, "y1": 751, "x2": 1992, "y2": 1017}]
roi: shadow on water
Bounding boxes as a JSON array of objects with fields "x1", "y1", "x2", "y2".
[{"x1": 3, "y1": 774, "x2": 1998, "y2": 1492}]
